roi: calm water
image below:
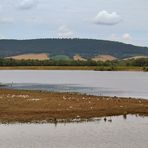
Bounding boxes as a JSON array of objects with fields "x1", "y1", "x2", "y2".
[
  {"x1": 0, "y1": 115, "x2": 148, "y2": 148},
  {"x1": 1, "y1": 71, "x2": 148, "y2": 148},
  {"x1": 1, "y1": 70, "x2": 148, "y2": 99}
]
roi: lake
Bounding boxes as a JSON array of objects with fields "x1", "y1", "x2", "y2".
[
  {"x1": 0, "y1": 115, "x2": 148, "y2": 148},
  {"x1": 1, "y1": 70, "x2": 148, "y2": 99},
  {"x1": 1, "y1": 70, "x2": 148, "y2": 148}
]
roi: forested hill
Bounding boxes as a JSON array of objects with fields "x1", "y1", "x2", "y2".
[{"x1": 0, "y1": 38, "x2": 148, "y2": 59}]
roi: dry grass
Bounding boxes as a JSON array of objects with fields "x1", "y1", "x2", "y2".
[
  {"x1": 92, "y1": 55, "x2": 117, "y2": 62},
  {"x1": 6, "y1": 53, "x2": 49, "y2": 61},
  {"x1": 0, "y1": 89, "x2": 148, "y2": 123}
]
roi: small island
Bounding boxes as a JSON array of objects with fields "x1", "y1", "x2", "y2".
[{"x1": 0, "y1": 88, "x2": 148, "y2": 123}]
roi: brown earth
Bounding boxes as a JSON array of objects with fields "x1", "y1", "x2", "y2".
[{"x1": 0, "y1": 89, "x2": 148, "y2": 123}]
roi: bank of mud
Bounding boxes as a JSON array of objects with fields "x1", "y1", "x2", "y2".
[{"x1": 0, "y1": 89, "x2": 148, "y2": 123}]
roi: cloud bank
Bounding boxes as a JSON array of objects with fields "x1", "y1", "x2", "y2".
[
  {"x1": 110, "y1": 33, "x2": 133, "y2": 44},
  {"x1": 58, "y1": 25, "x2": 74, "y2": 38}
]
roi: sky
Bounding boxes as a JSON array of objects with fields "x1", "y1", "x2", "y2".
[{"x1": 0, "y1": 0, "x2": 148, "y2": 46}]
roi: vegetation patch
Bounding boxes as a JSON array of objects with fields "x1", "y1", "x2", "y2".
[
  {"x1": 0, "y1": 57, "x2": 147, "y2": 71},
  {"x1": 51, "y1": 55, "x2": 71, "y2": 61}
]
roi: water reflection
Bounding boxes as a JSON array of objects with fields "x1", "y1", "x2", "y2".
[
  {"x1": 0, "y1": 115, "x2": 148, "y2": 148},
  {"x1": 123, "y1": 114, "x2": 127, "y2": 120}
]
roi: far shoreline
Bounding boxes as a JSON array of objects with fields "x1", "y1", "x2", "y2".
[{"x1": 0, "y1": 66, "x2": 145, "y2": 71}]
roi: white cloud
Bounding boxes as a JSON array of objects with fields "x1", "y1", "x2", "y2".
[
  {"x1": 19, "y1": 0, "x2": 39, "y2": 10},
  {"x1": 109, "y1": 33, "x2": 133, "y2": 44},
  {"x1": 58, "y1": 25, "x2": 74, "y2": 38},
  {"x1": 93, "y1": 10, "x2": 122, "y2": 25},
  {"x1": 122, "y1": 33, "x2": 132, "y2": 41}
]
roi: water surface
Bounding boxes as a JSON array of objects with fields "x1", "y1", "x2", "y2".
[
  {"x1": 1, "y1": 70, "x2": 148, "y2": 99},
  {"x1": 0, "y1": 115, "x2": 147, "y2": 148}
]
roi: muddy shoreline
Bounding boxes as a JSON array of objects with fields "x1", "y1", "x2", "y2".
[{"x1": 0, "y1": 88, "x2": 148, "y2": 123}]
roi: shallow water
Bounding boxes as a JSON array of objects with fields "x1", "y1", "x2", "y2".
[
  {"x1": 1, "y1": 70, "x2": 148, "y2": 99},
  {"x1": 0, "y1": 115, "x2": 148, "y2": 148}
]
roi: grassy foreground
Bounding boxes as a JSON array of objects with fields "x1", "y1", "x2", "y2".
[
  {"x1": 0, "y1": 66, "x2": 143, "y2": 71},
  {"x1": 0, "y1": 89, "x2": 148, "y2": 123}
]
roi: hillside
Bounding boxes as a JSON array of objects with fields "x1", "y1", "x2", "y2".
[{"x1": 0, "y1": 38, "x2": 148, "y2": 59}]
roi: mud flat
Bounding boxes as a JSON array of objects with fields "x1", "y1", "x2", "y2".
[{"x1": 0, "y1": 88, "x2": 148, "y2": 123}]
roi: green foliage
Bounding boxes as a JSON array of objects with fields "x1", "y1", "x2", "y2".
[
  {"x1": 124, "y1": 58, "x2": 148, "y2": 67},
  {"x1": 51, "y1": 55, "x2": 71, "y2": 61},
  {"x1": 95, "y1": 66, "x2": 116, "y2": 71},
  {"x1": 0, "y1": 58, "x2": 148, "y2": 69}
]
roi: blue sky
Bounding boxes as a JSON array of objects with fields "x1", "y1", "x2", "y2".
[{"x1": 0, "y1": 0, "x2": 148, "y2": 46}]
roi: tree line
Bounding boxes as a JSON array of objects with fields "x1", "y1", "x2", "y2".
[{"x1": 0, "y1": 58, "x2": 148, "y2": 68}]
